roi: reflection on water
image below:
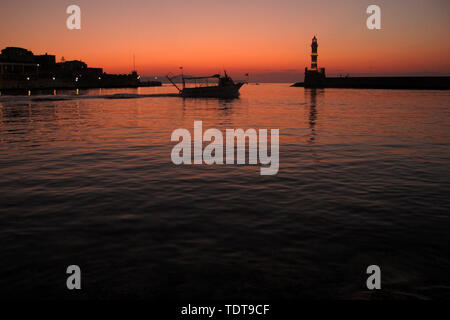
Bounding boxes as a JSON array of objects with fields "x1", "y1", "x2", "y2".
[
  {"x1": 0, "y1": 84, "x2": 450, "y2": 299},
  {"x1": 305, "y1": 88, "x2": 323, "y2": 143}
]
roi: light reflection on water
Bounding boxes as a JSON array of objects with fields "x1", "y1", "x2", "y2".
[{"x1": 0, "y1": 84, "x2": 449, "y2": 299}]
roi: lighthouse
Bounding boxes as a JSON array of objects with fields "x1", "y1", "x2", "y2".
[
  {"x1": 304, "y1": 36, "x2": 326, "y2": 88},
  {"x1": 311, "y1": 36, "x2": 318, "y2": 70}
]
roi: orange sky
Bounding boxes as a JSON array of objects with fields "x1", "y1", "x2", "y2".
[{"x1": 1, "y1": 0, "x2": 449, "y2": 80}]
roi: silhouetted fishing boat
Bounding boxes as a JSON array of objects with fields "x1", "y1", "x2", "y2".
[{"x1": 167, "y1": 72, "x2": 244, "y2": 98}]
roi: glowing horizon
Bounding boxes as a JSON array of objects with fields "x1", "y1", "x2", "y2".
[{"x1": 1, "y1": 0, "x2": 449, "y2": 80}]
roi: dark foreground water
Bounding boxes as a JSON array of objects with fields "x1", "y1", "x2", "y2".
[{"x1": 0, "y1": 84, "x2": 449, "y2": 299}]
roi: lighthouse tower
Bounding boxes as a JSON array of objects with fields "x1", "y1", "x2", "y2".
[
  {"x1": 311, "y1": 36, "x2": 318, "y2": 70},
  {"x1": 304, "y1": 36, "x2": 326, "y2": 88}
]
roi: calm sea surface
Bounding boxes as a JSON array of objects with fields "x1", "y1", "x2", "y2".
[{"x1": 0, "y1": 84, "x2": 449, "y2": 299}]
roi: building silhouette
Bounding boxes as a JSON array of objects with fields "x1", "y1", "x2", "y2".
[{"x1": 0, "y1": 47, "x2": 141, "y2": 90}]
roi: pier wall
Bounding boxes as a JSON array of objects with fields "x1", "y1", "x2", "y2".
[{"x1": 293, "y1": 76, "x2": 450, "y2": 90}]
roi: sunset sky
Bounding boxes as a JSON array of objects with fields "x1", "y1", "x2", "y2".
[{"x1": 1, "y1": 0, "x2": 449, "y2": 81}]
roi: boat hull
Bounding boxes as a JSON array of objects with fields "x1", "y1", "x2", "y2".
[{"x1": 181, "y1": 83, "x2": 244, "y2": 98}]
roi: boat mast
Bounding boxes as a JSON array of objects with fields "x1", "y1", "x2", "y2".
[{"x1": 180, "y1": 66, "x2": 185, "y2": 90}]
